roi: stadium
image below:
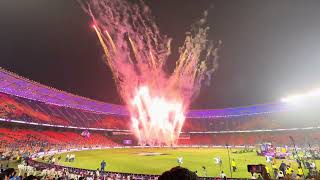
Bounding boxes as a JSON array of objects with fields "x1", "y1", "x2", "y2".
[
  {"x1": 2, "y1": 0, "x2": 320, "y2": 180},
  {"x1": 1, "y1": 69, "x2": 319, "y2": 179}
]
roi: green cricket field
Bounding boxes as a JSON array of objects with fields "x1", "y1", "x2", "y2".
[{"x1": 47, "y1": 148, "x2": 319, "y2": 178}]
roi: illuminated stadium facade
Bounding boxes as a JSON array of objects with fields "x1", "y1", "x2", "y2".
[
  {"x1": 0, "y1": 67, "x2": 289, "y2": 119},
  {"x1": 1, "y1": 67, "x2": 319, "y2": 141}
]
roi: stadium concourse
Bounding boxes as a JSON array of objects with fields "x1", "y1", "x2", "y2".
[{"x1": 1, "y1": 68, "x2": 320, "y2": 179}]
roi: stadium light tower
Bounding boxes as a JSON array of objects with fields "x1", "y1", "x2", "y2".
[{"x1": 281, "y1": 88, "x2": 320, "y2": 103}]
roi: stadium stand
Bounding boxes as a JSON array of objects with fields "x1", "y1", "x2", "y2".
[
  {"x1": 1, "y1": 87, "x2": 320, "y2": 148},
  {"x1": 0, "y1": 93, "x2": 129, "y2": 130},
  {"x1": 1, "y1": 90, "x2": 319, "y2": 133},
  {"x1": 1, "y1": 88, "x2": 320, "y2": 148},
  {"x1": 178, "y1": 130, "x2": 320, "y2": 146},
  {"x1": 184, "y1": 108, "x2": 320, "y2": 132},
  {"x1": 0, "y1": 123, "x2": 118, "y2": 160}
]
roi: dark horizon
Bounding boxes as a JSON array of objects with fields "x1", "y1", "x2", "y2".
[{"x1": 1, "y1": 0, "x2": 320, "y2": 109}]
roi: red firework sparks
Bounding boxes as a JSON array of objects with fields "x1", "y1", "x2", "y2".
[
  {"x1": 130, "y1": 86, "x2": 185, "y2": 146},
  {"x1": 81, "y1": 0, "x2": 220, "y2": 146}
]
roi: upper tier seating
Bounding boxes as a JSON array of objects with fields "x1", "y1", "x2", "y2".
[
  {"x1": 1, "y1": 92, "x2": 320, "y2": 133},
  {"x1": 0, "y1": 93, "x2": 129, "y2": 130}
]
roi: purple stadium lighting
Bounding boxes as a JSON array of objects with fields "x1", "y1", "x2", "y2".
[{"x1": 0, "y1": 68, "x2": 290, "y2": 119}]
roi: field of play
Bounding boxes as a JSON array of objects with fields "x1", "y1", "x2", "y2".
[{"x1": 48, "y1": 148, "x2": 320, "y2": 178}]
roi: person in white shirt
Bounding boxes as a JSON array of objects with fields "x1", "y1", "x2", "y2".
[
  {"x1": 214, "y1": 157, "x2": 222, "y2": 165},
  {"x1": 26, "y1": 166, "x2": 34, "y2": 176},
  {"x1": 177, "y1": 157, "x2": 183, "y2": 166},
  {"x1": 276, "y1": 170, "x2": 284, "y2": 179},
  {"x1": 251, "y1": 172, "x2": 257, "y2": 179},
  {"x1": 220, "y1": 171, "x2": 226, "y2": 179},
  {"x1": 96, "y1": 169, "x2": 100, "y2": 178},
  {"x1": 65, "y1": 154, "x2": 70, "y2": 162},
  {"x1": 310, "y1": 162, "x2": 316, "y2": 169},
  {"x1": 70, "y1": 154, "x2": 75, "y2": 162},
  {"x1": 17, "y1": 164, "x2": 26, "y2": 176},
  {"x1": 86, "y1": 176, "x2": 93, "y2": 180},
  {"x1": 51, "y1": 157, "x2": 56, "y2": 164}
]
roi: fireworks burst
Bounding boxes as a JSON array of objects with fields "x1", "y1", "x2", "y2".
[{"x1": 79, "y1": 0, "x2": 220, "y2": 146}]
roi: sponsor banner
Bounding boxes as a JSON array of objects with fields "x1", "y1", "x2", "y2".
[{"x1": 123, "y1": 139, "x2": 133, "y2": 145}]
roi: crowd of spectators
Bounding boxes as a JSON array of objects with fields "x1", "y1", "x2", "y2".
[
  {"x1": 183, "y1": 114, "x2": 320, "y2": 133},
  {"x1": 0, "y1": 127, "x2": 118, "y2": 162},
  {"x1": 178, "y1": 130, "x2": 320, "y2": 146},
  {"x1": 0, "y1": 159, "x2": 232, "y2": 180},
  {"x1": 1, "y1": 156, "x2": 319, "y2": 180}
]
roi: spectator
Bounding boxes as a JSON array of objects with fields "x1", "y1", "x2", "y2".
[
  {"x1": 24, "y1": 175, "x2": 38, "y2": 180},
  {"x1": 279, "y1": 161, "x2": 286, "y2": 174},
  {"x1": 285, "y1": 166, "x2": 292, "y2": 176},
  {"x1": 296, "y1": 159, "x2": 302, "y2": 168},
  {"x1": 251, "y1": 172, "x2": 257, "y2": 179},
  {"x1": 297, "y1": 166, "x2": 303, "y2": 178},
  {"x1": 265, "y1": 166, "x2": 270, "y2": 178},
  {"x1": 1, "y1": 168, "x2": 16, "y2": 180},
  {"x1": 272, "y1": 163, "x2": 278, "y2": 179},
  {"x1": 158, "y1": 166, "x2": 198, "y2": 180},
  {"x1": 276, "y1": 170, "x2": 284, "y2": 179},
  {"x1": 310, "y1": 161, "x2": 316, "y2": 170},
  {"x1": 257, "y1": 174, "x2": 263, "y2": 180},
  {"x1": 95, "y1": 168, "x2": 99, "y2": 178}
]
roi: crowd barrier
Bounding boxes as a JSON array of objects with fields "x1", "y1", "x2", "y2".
[{"x1": 27, "y1": 158, "x2": 245, "y2": 180}]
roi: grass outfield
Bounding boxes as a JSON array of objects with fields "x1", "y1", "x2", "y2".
[{"x1": 48, "y1": 148, "x2": 320, "y2": 178}]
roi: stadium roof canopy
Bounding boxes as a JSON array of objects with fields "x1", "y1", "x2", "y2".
[{"x1": 0, "y1": 68, "x2": 289, "y2": 118}]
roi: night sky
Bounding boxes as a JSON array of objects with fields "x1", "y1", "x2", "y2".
[{"x1": 1, "y1": 0, "x2": 320, "y2": 109}]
